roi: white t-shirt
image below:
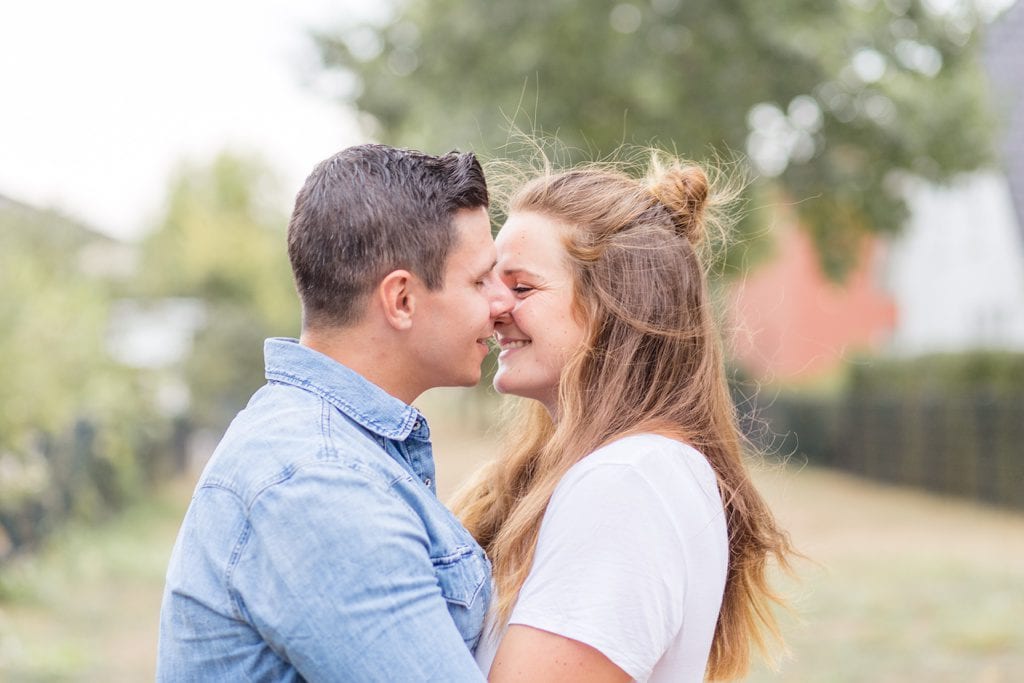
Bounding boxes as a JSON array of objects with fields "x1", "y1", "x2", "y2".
[{"x1": 475, "y1": 433, "x2": 728, "y2": 683}]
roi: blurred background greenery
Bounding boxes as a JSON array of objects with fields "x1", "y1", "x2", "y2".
[{"x1": 2, "y1": 0, "x2": 1023, "y2": 680}]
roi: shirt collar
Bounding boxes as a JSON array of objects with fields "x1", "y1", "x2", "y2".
[{"x1": 263, "y1": 337, "x2": 423, "y2": 441}]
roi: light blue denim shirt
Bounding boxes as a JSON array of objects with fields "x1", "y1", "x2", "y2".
[{"x1": 157, "y1": 338, "x2": 490, "y2": 682}]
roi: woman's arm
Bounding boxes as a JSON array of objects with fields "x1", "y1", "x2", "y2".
[{"x1": 488, "y1": 624, "x2": 631, "y2": 683}]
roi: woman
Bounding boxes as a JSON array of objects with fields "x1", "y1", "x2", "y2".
[{"x1": 452, "y1": 153, "x2": 795, "y2": 682}]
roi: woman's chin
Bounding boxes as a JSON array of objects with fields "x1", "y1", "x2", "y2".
[
  {"x1": 492, "y1": 376, "x2": 515, "y2": 396},
  {"x1": 493, "y1": 373, "x2": 527, "y2": 399},
  {"x1": 492, "y1": 376, "x2": 556, "y2": 408}
]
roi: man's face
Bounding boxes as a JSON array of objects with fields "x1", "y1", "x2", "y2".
[{"x1": 411, "y1": 206, "x2": 514, "y2": 389}]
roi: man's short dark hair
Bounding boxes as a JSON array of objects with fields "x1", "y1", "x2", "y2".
[{"x1": 287, "y1": 144, "x2": 489, "y2": 328}]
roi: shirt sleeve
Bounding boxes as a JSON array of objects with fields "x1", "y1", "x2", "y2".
[
  {"x1": 508, "y1": 461, "x2": 691, "y2": 682},
  {"x1": 232, "y1": 463, "x2": 486, "y2": 682}
]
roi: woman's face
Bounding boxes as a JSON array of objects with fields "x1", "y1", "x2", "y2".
[{"x1": 492, "y1": 211, "x2": 587, "y2": 412}]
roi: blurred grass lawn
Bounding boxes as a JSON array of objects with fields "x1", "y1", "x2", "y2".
[{"x1": 1, "y1": 394, "x2": 1021, "y2": 682}]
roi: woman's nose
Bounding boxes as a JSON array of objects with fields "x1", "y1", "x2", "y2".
[{"x1": 490, "y1": 280, "x2": 515, "y2": 319}]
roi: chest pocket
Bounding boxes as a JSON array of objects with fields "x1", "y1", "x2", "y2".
[{"x1": 433, "y1": 545, "x2": 491, "y2": 650}]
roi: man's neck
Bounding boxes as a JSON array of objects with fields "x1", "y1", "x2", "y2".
[{"x1": 300, "y1": 325, "x2": 421, "y2": 405}]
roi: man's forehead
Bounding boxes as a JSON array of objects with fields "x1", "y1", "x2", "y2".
[{"x1": 448, "y1": 219, "x2": 496, "y2": 272}]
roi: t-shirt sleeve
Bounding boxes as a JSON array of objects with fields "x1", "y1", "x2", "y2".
[{"x1": 508, "y1": 460, "x2": 696, "y2": 681}]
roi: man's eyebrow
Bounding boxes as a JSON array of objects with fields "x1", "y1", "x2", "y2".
[{"x1": 475, "y1": 259, "x2": 498, "y2": 278}]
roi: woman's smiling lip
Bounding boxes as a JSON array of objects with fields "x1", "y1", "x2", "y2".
[
  {"x1": 496, "y1": 336, "x2": 531, "y2": 358},
  {"x1": 497, "y1": 336, "x2": 531, "y2": 349}
]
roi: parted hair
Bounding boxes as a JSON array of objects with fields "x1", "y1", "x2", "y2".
[
  {"x1": 287, "y1": 144, "x2": 488, "y2": 328},
  {"x1": 451, "y1": 151, "x2": 795, "y2": 680}
]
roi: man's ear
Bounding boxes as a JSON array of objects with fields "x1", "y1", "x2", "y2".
[{"x1": 378, "y1": 269, "x2": 417, "y2": 330}]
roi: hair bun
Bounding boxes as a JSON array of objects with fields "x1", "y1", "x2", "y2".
[{"x1": 648, "y1": 164, "x2": 709, "y2": 245}]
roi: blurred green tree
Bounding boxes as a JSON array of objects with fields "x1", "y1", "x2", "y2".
[
  {"x1": 315, "y1": 0, "x2": 997, "y2": 276},
  {"x1": 137, "y1": 153, "x2": 299, "y2": 431},
  {"x1": 0, "y1": 202, "x2": 126, "y2": 450},
  {"x1": 0, "y1": 199, "x2": 158, "y2": 533}
]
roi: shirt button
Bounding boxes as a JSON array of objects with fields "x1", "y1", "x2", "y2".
[
  {"x1": 423, "y1": 478, "x2": 432, "y2": 487},
  {"x1": 413, "y1": 419, "x2": 423, "y2": 430}
]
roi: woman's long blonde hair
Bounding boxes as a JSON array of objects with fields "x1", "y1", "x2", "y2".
[{"x1": 451, "y1": 151, "x2": 795, "y2": 680}]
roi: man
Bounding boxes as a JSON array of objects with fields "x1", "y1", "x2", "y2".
[{"x1": 157, "y1": 144, "x2": 513, "y2": 681}]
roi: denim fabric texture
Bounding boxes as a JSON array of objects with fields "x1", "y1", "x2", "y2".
[{"x1": 157, "y1": 338, "x2": 490, "y2": 682}]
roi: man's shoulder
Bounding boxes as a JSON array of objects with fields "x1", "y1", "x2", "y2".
[{"x1": 196, "y1": 381, "x2": 399, "y2": 505}]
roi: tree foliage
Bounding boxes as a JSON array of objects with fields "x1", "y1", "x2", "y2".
[
  {"x1": 137, "y1": 153, "x2": 299, "y2": 430},
  {"x1": 0, "y1": 201, "x2": 164, "y2": 545},
  {"x1": 0, "y1": 204, "x2": 131, "y2": 450},
  {"x1": 316, "y1": 0, "x2": 998, "y2": 276}
]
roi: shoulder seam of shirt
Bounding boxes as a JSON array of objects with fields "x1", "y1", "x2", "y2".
[
  {"x1": 226, "y1": 519, "x2": 253, "y2": 622},
  {"x1": 321, "y1": 397, "x2": 336, "y2": 461}
]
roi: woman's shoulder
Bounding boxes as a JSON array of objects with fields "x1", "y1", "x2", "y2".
[
  {"x1": 590, "y1": 432, "x2": 703, "y2": 461},
  {"x1": 575, "y1": 433, "x2": 713, "y2": 481},
  {"x1": 556, "y1": 433, "x2": 719, "y2": 507},
  {"x1": 540, "y1": 433, "x2": 726, "y2": 568}
]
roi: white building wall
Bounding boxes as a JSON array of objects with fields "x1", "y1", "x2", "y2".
[{"x1": 885, "y1": 171, "x2": 1024, "y2": 355}]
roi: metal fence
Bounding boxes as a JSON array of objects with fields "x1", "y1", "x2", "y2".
[
  {"x1": 752, "y1": 392, "x2": 1024, "y2": 510},
  {"x1": 0, "y1": 417, "x2": 191, "y2": 561}
]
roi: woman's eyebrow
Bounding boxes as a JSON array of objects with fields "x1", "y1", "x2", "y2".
[{"x1": 501, "y1": 266, "x2": 542, "y2": 279}]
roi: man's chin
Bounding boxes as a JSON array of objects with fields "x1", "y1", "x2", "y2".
[{"x1": 437, "y1": 370, "x2": 482, "y2": 389}]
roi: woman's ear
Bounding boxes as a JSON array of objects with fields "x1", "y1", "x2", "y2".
[{"x1": 377, "y1": 269, "x2": 416, "y2": 330}]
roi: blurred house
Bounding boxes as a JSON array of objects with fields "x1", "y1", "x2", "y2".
[
  {"x1": 886, "y1": 0, "x2": 1024, "y2": 356},
  {"x1": 987, "y1": 0, "x2": 1024, "y2": 233},
  {"x1": 885, "y1": 172, "x2": 1024, "y2": 355},
  {"x1": 728, "y1": 207, "x2": 897, "y2": 382},
  {"x1": 730, "y1": 2, "x2": 1024, "y2": 382}
]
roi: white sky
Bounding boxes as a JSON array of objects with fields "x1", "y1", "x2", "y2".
[{"x1": 0, "y1": 0, "x2": 374, "y2": 240}]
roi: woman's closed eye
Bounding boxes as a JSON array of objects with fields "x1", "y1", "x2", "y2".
[{"x1": 511, "y1": 285, "x2": 534, "y2": 295}]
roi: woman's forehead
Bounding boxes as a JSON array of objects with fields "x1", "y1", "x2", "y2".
[{"x1": 497, "y1": 214, "x2": 568, "y2": 267}]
